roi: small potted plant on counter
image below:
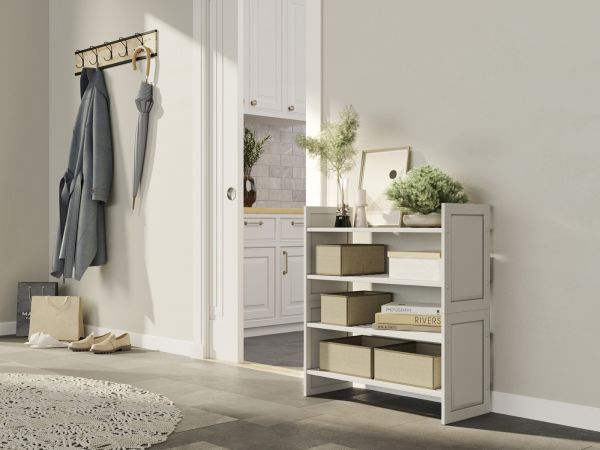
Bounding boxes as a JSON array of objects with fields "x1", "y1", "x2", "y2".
[
  {"x1": 386, "y1": 165, "x2": 469, "y2": 227},
  {"x1": 296, "y1": 105, "x2": 359, "y2": 227},
  {"x1": 244, "y1": 128, "x2": 271, "y2": 207}
]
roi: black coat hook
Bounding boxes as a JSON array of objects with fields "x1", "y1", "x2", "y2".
[
  {"x1": 87, "y1": 47, "x2": 99, "y2": 66},
  {"x1": 118, "y1": 38, "x2": 129, "y2": 57},
  {"x1": 75, "y1": 50, "x2": 84, "y2": 69},
  {"x1": 103, "y1": 42, "x2": 113, "y2": 61},
  {"x1": 134, "y1": 33, "x2": 144, "y2": 45}
]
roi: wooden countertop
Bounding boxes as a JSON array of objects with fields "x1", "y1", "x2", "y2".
[{"x1": 244, "y1": 207, "x2": 304, "y2": 215}]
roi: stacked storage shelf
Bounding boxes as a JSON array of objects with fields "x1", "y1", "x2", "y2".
[{"x1": 304, "y1": 204, "x2": 491, "y2": 425}]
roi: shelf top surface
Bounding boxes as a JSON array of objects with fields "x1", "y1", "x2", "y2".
[
  {"x1": 306, "y1": 369, "x2": 442, "y2": 398},
  {"x1": 307, "y1": 322, "x2": 443, "y2": 343},
  {"x1": 307, "y1": 227, "x2": 442, "y2": 233},
  {"x1": 307, "y1": 273, "x2": 442, "y2": 287}
]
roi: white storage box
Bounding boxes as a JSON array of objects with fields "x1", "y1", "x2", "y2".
[{"x1": 388, "y1": 251, "x2": 441, "y2": 282}]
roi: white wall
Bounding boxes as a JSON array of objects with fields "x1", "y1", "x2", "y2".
[
  {"x1": 322, "y1": 0, "x2": 600, "y2": 414},
  {"x1": 49, "y1": 0, "x2": 195, "y2": 349},
  {"x1": 0, "y1": 1, "x2": 49, "y2": 328}
]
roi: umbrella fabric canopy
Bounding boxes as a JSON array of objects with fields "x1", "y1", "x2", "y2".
[{"x1": 132, "y1": 81, "x2": 154, "y2": 209}]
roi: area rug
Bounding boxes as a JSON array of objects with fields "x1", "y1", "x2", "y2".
[{"x1": 0, "y1": 373, "x2": 182, "y2": 450}]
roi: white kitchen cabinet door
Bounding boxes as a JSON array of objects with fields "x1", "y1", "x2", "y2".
[
  {"x1": 244, "y1": 247, "x2": 276, "y2": 321},
  {"x1": 283, "y1": 0, "x2": 305, "y2": 118},
  {"x1": 245, "y1": 0, "x2": 283, "y2": 116},
  {"x1": 280, "y1": 246, "x2": 304, "y2": 318}
]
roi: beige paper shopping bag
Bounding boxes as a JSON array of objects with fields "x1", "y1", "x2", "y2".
[{"x1": 29, "y1": 296, "x2": 83, "y2": 341}]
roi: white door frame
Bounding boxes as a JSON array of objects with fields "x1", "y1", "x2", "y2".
[
  {"x1": 192, "y1": 0, "x2": 323, "y2": 362},
  {"x1": 192, "y1": 0, "x2": 244, "y2": 362}
]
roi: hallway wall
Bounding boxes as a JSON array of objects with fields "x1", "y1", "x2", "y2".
[
  {"x1": 49, "y1": 0, "x2": 195, "y2": 349},
  {"x1": 0, "y1": 0, "x2": 50, "y2": 329},
  {"x1": 320, "y1": 0, "x2": 600, "y2": 426}
]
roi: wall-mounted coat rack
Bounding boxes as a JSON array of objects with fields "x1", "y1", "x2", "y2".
[{"x1": 74, "y1": 30, "x2": 158, "y2": 76}]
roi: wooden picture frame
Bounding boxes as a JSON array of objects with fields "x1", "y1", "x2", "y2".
[{"x1": 358, "y1": 147, "x2": 411, "y2": 227}]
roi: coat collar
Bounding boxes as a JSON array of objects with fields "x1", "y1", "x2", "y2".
[{"x1": 80, "y1": 68, "x2": 108, "y2": 99}]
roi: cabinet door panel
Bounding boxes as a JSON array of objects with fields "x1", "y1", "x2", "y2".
[
  {"x1": 284, "y1": 0, "x2": 305, "y2": 117},
  {"x1": 245, "y1": 0, "x2": 283, "y2": 115},
  {"x1": 281, "y1": 246, "x2": 304, "y2": 317},
  {"x1": 244, "y1": 247, "x2": 276, "y2": 321}
]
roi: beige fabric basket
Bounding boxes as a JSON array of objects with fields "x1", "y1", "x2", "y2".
[{"x1": 315, "y1": 244, "x2": 386, "y2": 276}]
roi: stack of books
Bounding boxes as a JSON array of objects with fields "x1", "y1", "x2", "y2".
[{"x1": 372, "y1": 302, "x2": 441, "y2": 333}]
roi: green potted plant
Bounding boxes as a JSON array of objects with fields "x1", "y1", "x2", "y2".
[
  {"x1": 296, "y1": 105, "x2": 359, "y2": 227},
  {"x1": 386, "y1": 165, "x2": 469, "y2": 227},
  {"x1": 244, "y1": 128, "x2": 271, "y2": 207}
]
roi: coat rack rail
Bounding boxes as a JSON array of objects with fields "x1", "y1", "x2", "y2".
[{"x1": 74, "y1": 30, "x2": 158, "y2": 76}]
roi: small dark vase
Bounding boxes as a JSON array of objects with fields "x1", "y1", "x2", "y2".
[
  {"x1": 335, "y1": 214, "x2": 352, "y2": 228},
  {"x1": 244, "y1": 176, "x2": 257, "y2": 207}
]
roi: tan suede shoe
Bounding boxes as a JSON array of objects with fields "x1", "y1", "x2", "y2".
[
  {"x1": 91, "y1": 333, "x2": 131, "y2": 354},
  {"x1": 68, "y1": 332, "x2": 111, "y2": 352}
]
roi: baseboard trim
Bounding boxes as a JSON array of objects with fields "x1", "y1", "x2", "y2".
[
  {"x1": 0, "y1": 321, "x2": 16, "y2": 336},
  {"x1": 492, "y1": 391, "x2": 600, "y2": 432},
  {"x1": 84, "y1": 324, "x2": 194, "y2": 358},
  {"x1": 244, "y1": 322, "x2": 303, "y2": 337}
]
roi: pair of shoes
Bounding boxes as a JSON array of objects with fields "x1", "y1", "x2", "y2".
[
  {"x1": 68, "y1": 332, "x2": 131, "y2": 354},
  {"x1": 25, "y1": 332, "x2": 68, "y2": 349}
]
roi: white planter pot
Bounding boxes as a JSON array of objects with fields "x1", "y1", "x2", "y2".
[{"x1": 402, "y1": 213, "x2": 442, "y2": 228}]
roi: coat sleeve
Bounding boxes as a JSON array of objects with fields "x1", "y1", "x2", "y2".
[{"x1": 91, "y1": 93, "x2": 113, "y2": 204}]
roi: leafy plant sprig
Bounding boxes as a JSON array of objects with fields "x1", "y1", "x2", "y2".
[
  {"x1": 386, "y1": 165, "x2": 469, "y2": 214},
  {"x1": 295, "y1": 106, "x2": 359, "y2": 213},
  {"x1": 244, "y1": 128, "x2": 271, "y2": 177}
]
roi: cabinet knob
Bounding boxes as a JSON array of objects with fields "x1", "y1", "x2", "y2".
[
  {"x1": 288, "y1": 105, "x2": 295, "y2": 111},
  {"x1": 250, "y1": 100, "x2": 257, "y2": 106}
]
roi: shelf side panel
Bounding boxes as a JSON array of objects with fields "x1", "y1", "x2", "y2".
[
  {"x1": 442, "y1": 309, "x2": 491, "y2": 424},
  {"x1": 442, "y1": 203, "x2": 491, "y2": 314}
]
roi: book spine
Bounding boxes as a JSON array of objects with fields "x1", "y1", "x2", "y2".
[
  {"x1": 381, "y1": 305, "x2": 441, "y2": 315},
  {"x1": 376, "y1": 313, "x2": 442, "y2": 326},
  {"x1": 372, "y1": 323, "x2": 441, "y2": 333}
]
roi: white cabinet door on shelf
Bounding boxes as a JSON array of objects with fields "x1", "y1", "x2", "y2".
[
  {"x1": 281, "y1": 246, "x2": 304, "y2": 318},
  {"x1": 243, "y1": 246, "x2": 276, "y2": 321},
  {"x1": 244, "y1": 0, "x2": 283, "y2": 116},
  {"x1": 283, "y1": 0, "x2": 305, "y2": 118}
]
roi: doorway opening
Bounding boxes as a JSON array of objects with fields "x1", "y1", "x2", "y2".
[{"x1": 240, "y1": 0, "x2": 307, "y2": 374}]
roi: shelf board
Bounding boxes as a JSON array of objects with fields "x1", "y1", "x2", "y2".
[
  {"x1": 307, "y1": 274, "x2": 442, "y2": 287},
  {"x1": 307, "y1": 322, "x2": 443, "y2": 343},
  {"x1": 306, "y1": 369, "x2": 442, "y2": 400},
  {"x1": 307, "y1": 227, "x2": 442, "y2": 233}
]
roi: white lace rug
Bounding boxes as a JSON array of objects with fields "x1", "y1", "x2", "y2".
[{"x1": 0, "y1": 373, "x2": 182, "y2": 449}]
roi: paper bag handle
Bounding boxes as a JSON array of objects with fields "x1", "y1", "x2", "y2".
[
  {"x1": 28, "y1": 285, "x2": 46, "y2": 303},
  {"x1": 46, "y1": 296, "x2": 71, "y2": 309}
]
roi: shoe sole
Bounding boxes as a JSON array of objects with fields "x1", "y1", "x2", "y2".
[
  {"x1": 69, "y1": 347, "x2": 91, "y2": 352},
  {"x1": 92, "y1": 345, "x2": 132, "y2": 354}
]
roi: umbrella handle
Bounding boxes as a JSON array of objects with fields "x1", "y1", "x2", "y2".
[{"x1": 132, "y1": 45, "x2": 152, "y2": 80}]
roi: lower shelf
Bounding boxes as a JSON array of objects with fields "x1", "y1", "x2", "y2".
[
  {"x1": 307, "y1": 322, "x2": 443, "y2": 344},
  {"x1": 306, "y1": 368, "x2": 442, "y2": 401}
]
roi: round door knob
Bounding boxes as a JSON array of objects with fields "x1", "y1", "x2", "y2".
[
  {"x1": 288, "y1": 105, "x2": 295, "y2": 111},
  {"x1": 250, "y1": 100, "x2": 257, "y2": 106},
  {"x1": 227, "y1": 187, "x2": 237, "y2": 201}
]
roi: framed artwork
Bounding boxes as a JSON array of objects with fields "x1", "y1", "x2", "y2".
[{"x1": 358, "y1": 146, "x2": 411, "y2": 227}]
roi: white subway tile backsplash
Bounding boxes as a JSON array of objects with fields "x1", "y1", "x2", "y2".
[
  {"x1": 293, "y1": 167, "x2": 305, "y2": 179},
  {"x1": 245, "y1": 117, "x2": 306, "y2": 208}
]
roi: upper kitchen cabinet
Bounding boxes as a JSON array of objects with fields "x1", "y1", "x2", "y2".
[{"x1": 244, "y1": 0, "x2": 305, "y2": 121}]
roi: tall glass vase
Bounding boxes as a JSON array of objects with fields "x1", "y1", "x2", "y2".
[{"x1": 335, "y1": 177, "x2": 351, "y2": 227}]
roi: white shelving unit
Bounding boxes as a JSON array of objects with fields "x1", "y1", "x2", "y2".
[{"x1": 304, "y1": 204, "x2": 491, "y2": 424}]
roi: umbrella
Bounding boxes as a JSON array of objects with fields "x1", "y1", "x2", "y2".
[{"x1": 132, "y1": 80, "x2": 153, "y2": 210}]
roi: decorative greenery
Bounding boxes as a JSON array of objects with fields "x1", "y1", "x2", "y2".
[
  {"x1": 244, "y1": 128, "x2": 271, "y2": 177},
  {"x1": 386, "y1": 165, "x2": 469, "y2": 214},
  {"x1": 295, "y1": 105, "x2": 359, "y2": 214}
]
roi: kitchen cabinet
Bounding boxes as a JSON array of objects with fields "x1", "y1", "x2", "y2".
[
  {"x1": 244, "y1": 213, "x2": 304, "y2": 336},
  {"x1": 244, "y1": 0, "x2": 305, "y2": 121}
]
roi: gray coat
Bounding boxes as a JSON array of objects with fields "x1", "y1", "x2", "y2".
[{"x1": 51, "y1": 69, "x2": 113, "y2": 281}]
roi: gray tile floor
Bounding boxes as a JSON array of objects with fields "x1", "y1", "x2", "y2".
[
  {"x1": 244, "y1": 331, "x2": 303, "y2": 369},
  {"x1": 1, "y1": 336, "x2": 599, "y2": 450}
]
